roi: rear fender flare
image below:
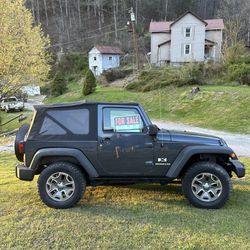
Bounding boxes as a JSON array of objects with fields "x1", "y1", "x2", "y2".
[
  {"x1": 29, "y1": 148, "x2": 99, "y2": 178},
  {"x1": 166, "y1": 145, "x2": 234, "y2": 178}
]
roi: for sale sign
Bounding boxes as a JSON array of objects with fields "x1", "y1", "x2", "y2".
[{"x1": 114, "y1": 115, "x2": 142, "y2": 132}]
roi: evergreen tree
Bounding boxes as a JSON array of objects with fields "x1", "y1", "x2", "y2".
[
  {"x1": 50, "y1": 71, "x2": 67, "y2": 96},
  {"x1": 83, "y1": 70, "x2": 96, "y2": 96}
]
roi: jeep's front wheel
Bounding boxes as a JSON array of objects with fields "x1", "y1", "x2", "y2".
[
  {"x1": 182, "y1": 162, "x2": 232, "y2": 209},
  {"x1": 38, "y1": 162, "x2": 86, "y2": 209}
]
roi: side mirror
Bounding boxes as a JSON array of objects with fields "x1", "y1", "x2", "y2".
[{"x1": 148, "y1": 124, "x2": 159, "y2": 136}]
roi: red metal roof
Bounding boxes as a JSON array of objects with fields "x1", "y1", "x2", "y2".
[
  {"x1": 95, "y1": 45, "x2": 124, "y2": 55},
  {"x1": 205, "y1": 19, "x2": 224, "y2": 30},
  {"x1": 149, "y1": 21, "x2": 173, "y2": 33},
  {"x1": 149, "y1": 13, "x2": 224, "y2": 33}
]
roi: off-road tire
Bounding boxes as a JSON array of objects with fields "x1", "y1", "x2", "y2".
[
  {"x1": 38, "y1": 162, "x2": 86, "y2": 209},
  {"x1": 182, "y1": 161, "x2": 232, "y2": 209}
]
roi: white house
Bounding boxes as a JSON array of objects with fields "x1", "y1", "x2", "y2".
[
  {"x1": 88, "y1": 45, "x2": 124, "y2": 76},
  {"x1": 149, "y1": 11, "x2": 224, "y2": 65}
]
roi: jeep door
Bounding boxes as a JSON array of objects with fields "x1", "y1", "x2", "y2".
[{"x1": 97, "y1": 105, "x2": 155, "y2": 176}]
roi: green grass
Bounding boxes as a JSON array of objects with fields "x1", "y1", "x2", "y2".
[
  {"x1": 46, "y1": 83, "x2": 250, "y2": 134},
  {"x1": 0, "y1": 110, "x2": 32, "y2": 134},
  {"x1": 0, "y1": 153, "x2": 249, "y2": 249}
]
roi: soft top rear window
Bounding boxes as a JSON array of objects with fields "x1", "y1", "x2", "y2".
[{"x1": 39, "y1": 109, "x2": 89, "y2": 136}]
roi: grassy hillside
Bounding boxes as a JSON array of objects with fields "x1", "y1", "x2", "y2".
[
  {"x1": 46, "y1": 83, "x2": 250, "y2": 134},
  {"x1": 0, "y1": 110, "x2": 32, "y2": 134},
  {"x1": 0, "y1": 153, "x2": 249, "y2": 249}
]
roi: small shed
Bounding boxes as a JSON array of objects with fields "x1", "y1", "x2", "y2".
[{"x1": 88, "y1": 45, "x2": 124, "y2": 76}]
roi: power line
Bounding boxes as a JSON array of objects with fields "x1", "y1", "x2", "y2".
[{"x1": 50, "y1": 27, "x2": 127, "y2": 48}]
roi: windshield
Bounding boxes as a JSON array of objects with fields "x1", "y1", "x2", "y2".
[{"x1": 139, "y1": 104, "x2": 152, "y2": 125}]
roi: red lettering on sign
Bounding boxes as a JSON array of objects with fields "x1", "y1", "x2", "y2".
[
  {"x1": 115, "y1": 116, "x2": 140, "y2": 126},
  {"x1": 126, "y1": 116, "x2": 140, "y2": 125},
  {"x1": 115, "y1": 117, "x2": 125, "y2": 125}
]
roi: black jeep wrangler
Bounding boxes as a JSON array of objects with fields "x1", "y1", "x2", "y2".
[{"x1": 15, "y1": 101, "x2": 245, "y2": 209}]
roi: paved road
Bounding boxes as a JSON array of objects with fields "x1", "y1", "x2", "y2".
[{"x1": 154, "y1": 120, "x2": 250, "y2": 158}]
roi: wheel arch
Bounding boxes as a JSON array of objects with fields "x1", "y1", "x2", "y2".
[
  {"x1": 30, "y1": 148, "x2": 99, "y2": 179},
  {"x1": 166, "y1": 145, "x2": 234, "y2": 179}
]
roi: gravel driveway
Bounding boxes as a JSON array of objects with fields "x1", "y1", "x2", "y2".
[
  {"x1": 154, "y1": 120, "x2": 250, "y2": 158},
  {"x1": 24, "y1": 95, "x2": 46, "y2": 111}
]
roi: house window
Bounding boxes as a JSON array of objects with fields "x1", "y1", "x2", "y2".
[
  {"x1": 185, "y1": 27, "x2": 191, "y2": 38},
  {"x1": 109, "y1": 56, "x2": 112, "y2": 60},
  {"x1": 184, "y1": 44, "x2": 191, "y2": 55},
  {"x1": 94, "y1": 57, "x2": 97, "y2": 61}
]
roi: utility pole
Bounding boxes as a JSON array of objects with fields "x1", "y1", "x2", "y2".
[{"x1": 129, "y1": 7, "x2": 139, "y2": 71}]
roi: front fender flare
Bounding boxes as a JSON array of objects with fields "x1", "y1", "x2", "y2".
[
  {"x1": 166, "y1": 145, "x2": 234, "y2": 178},
  {"x1": 29, "y1": 148, "x2": 99, "y2": 178}
]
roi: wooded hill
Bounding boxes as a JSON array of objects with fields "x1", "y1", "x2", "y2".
[{"x1": 25, "y1": 0, "x2": 250, "y2": 54}]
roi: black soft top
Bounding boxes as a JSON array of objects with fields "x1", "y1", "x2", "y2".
[{"x1": 34, "y1": 100, "x2": 140, "y2": 111}]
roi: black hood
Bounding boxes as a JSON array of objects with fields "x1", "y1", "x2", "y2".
[{"x1": 157, "y1": 129, "x2": 225, "y2": 146}]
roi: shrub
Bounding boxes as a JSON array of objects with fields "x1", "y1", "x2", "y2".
[
  {"x1": 50, "y1": 71, "x2": 67, "y2": 96},
  {"x1": 125, "y1": 66, "x2": 200, "y2": 92},
  {"x1": 83, "y1": 70, "x2": 96, "y2": 96},
  {"x1": 228, "y1": 63, "x2": 250, "y2": 85},
  {"x1": 40, "y1": 83, "x2": 51, "y2": 95},
  {"x1": 103, "y1": 69, "x2": 133, "y2": 83},
  {"x1": 49, "y1": 53, "x2": 88, "y2": 82},
  {"x1": 222, "y1": 43, "x2": 246, "y2": 65}
]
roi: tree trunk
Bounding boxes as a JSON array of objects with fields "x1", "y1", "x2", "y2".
[
  {"x1": 31, "y1": 0, "x2": 35, "y2": 20},
  {"x1": 77, "y1": 0, "x2": 82, "y2": 25},
  {"x1": 65, "y1": 0, "x2": 69, "y2": 17},
  {"x1": 87, "y1": 0, "x2": 90, "y2": 19},
  {"x1": 59, "y1": 0, "x2": 65, "y2": 30},
  {"x1": 98, "y1": 0, "x2": 101, "y2": 32},
  {"x1": 43, "y1": 0, "x2": 49, "y2": 26},
  {"x1": 165, "y1": 0, "x2": 169, "y2": 20},
  {"x1": 113, "y1": 0, "x2": 118, "y2": 39},
  {"x1": 36, "y1": 0, "x2": 40, "y2": 24},
  {"x1": 51, "y1": 0, "x2": 55, "y2": 15}
]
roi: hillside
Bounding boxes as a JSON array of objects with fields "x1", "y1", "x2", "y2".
[
  {"x1": 46, "y1": 83, "x2": 250, "y2": 134},
  {"x1": 24, "y1": 0, "x2": 250, "y2": 53}
]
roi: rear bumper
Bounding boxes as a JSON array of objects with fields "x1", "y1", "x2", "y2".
[
  {"x1": 16, "y1": 164, "x2": 34, "y2": 181},
  {"x1": 230, "y1": 160, "x2": 245, "y2": 178}
]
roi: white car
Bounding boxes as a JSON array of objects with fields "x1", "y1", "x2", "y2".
[{"x1": 1, "y1": 96, "x2": 24, "y2": 112}]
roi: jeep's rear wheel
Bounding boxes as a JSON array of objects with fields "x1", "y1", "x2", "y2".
[
  {"x1": 38, "y1": 162, "x2": 86, "y2": 209},
  {"x1": 182, "y1": 162, "x2": 232, "y2": 209}
]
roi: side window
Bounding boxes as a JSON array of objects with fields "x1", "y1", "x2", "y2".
[
  {"x1": 184, "y1": 44, "x2": 191, "y2": 55},
  {"x1": 39, "y1": 117, "x2": 66, "y2": 135},
  {"x1": 39, "y1": 109, "x2": 89, "y2": 136},
  {"x1": 47, "y1": 109, "x2": 89, "y2": 135},
  {"x1": 103, "y1": 108, "x2": 144, "y2": 133}
]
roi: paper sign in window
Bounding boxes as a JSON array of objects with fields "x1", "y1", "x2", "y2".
[{"x1": 113, "y1": 115, "x2": 142, "y2": 132}]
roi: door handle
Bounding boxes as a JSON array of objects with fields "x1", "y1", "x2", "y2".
[{"x1": 100, "y1": 137, "x2": 111, "y2": 143}]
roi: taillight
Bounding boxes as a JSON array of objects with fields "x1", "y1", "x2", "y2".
[{"x1": 18, "y1": 141, "x2": 25, "y2": 153}]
